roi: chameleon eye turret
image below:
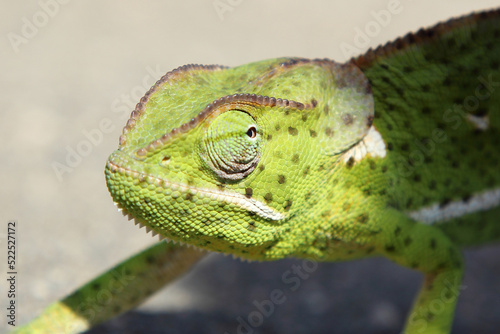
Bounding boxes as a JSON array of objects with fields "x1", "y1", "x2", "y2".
[{"x1": 199, "y1": 108, "x2": 262, "y2": 181}]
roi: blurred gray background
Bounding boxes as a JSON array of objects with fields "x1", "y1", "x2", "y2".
[{"x1": 1, "y1": 1, "x2": 499, "y2": 333}]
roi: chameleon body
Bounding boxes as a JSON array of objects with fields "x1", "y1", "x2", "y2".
[{"x1": 15, "y1": 9, "x2": 500, "y2": 334}]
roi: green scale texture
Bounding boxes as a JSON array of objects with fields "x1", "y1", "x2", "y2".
[{"x1": 13, "y1": 9, "x2": 500, "y2": 334}]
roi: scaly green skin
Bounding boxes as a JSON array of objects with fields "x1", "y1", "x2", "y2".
[{"x1": 14, "y1": 9, "x2": 500, "y2": 334}]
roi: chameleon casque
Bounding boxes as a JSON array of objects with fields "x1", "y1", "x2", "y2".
[{"x1": 15, "y1": 8, "x2": 500, "y2": 334}]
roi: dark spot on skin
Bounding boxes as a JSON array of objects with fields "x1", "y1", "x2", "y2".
[
  {"x1": 436, "y1": 262, "x2": 447, "y2": 271},
  {"x1": 258, "y1": 164, "x2": 265, "y2": 172},
  {"x1": 282, "y1": 89, "x2": 291, "y2": 95},
  {"x1": 278, "y1": 175, "x2": 286, "y2": 184},
  {"x1": 309, "y1": 129, "x2": 317, "y2": 137},
  {"x1": 443, "y1": 76, "x2": 452, "y2": 86},
  {"x1": 346, "y1": 157, "x2": 355, "y2": 169},
  {"x1": 406, "y1": 198, "x2": 413, "y2": 209},
  {"x1": 440, "y1": 198, "x2": 451, "y2": 207},
  {"x1": 245, "y1": 188, "x2": 253, "y2": 198},
  {"x1": 284, "y1": 200, "x2": 292, "y2": 211},
  {"x1": 247, "y1": 222, "x2": 256, "y2": 231},
  {"x1": 342, "y1": 114, "x2": 354, "y2": 125},
  {"x1": 311, "y1": 99, "x2": 318, "y2": 107},
  {"x1": 264, "y1": 193, "x2": 273, "y2": 203},
  {"x1": 356, "y1": 213, "x2": 369, "y2": 224},
  {"x1": 292, "y1": 81, "x2": 300, "y2": 87},
  {"x1": 475, "y1": 107, "x2": 488, "y2": 117},
  {"x1": 385, "y1": 245, "x2": 396, "y2": 253},
  {"x1": 366, "y1": 246, "x2": 375, "y2": 254},
  {"x1": 363, "y1": 188, "x2": 372, "y2": 196},
  {"x1": 302, "y1": 114, "x2": 308, "y2": 122},
  {"x1": 325, "y1": 127, "x2": 334, "y2": 137},
  {"x1": 303, "y1": 166, "x2": 310, "y2": 176},
  {"x1": 185, "y1": 193, "x2": 193, "y2": 201},
  {"x1": 404, "y1": 237, "x2": 412, "y2": 247},
  {"x1": 324, "y1": 104, "x2": 329, "y2": 115},
  {"x1": 267, "y1": 134, "x2": 273, "y2": 141},
  {"x1": 288, "y1": 127, "x2": 298, "y2": 136},
  {"x1": 369, "y1": 160, "x2": 376, "y2": 170},
  {"x1": 292, "y1": 154, "x2": 300, "y2": 164},
  {"x1": 366, "y1": 115, "x2": 374, "y2": 127},
  {"x1": 275, "y1": 124, "x2": 281, "y2": 131}
]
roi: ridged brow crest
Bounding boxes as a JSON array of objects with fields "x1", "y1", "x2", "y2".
[
  {"x1": 119, "y1": 63, "x2": 227, "y2": 147},
  {"x1": 134, "y1": 93, "x2": 314, "y2": 157}
]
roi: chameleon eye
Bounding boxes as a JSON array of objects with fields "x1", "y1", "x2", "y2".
[
  {"x1": 246, "y1": 126, "x2": 257, "y2": 139},
  {"x1": 199, "y1": 110, "x2": 261, "y2": 180}
]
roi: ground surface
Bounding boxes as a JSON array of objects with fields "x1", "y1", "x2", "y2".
[{"x1": 1, "y1": 1, "x2": 499, "y2": 334}]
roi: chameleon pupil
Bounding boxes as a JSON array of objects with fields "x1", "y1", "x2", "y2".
[{"x1": 246, "y1": 126, "x2": 257, "y2": 138}]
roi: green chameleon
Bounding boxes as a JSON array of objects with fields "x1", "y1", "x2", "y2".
[{"x1": 15, "y1": 8, "x2": 500, "y2": 334}]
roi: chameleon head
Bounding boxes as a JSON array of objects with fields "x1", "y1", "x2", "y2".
[{"x1": 105, "y1": 58, "x2": 374, "y2": 260}]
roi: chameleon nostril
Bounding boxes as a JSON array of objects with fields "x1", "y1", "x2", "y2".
[{"x1": 161, "y1": 156, "x2": 171, "y2": 166}]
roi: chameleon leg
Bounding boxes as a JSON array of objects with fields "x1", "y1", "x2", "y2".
[
  {"x1": 373, "y1": 209, "x2": 464, "y2": 334},
  {"x1": 14, "y1": 241, "x2": 206, "y2": 334}
]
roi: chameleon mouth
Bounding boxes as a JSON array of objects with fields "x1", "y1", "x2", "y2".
[
  {"x1": 114, "y1": 201, "x2": 254, "y2": 260},
  {"x1": 106, "y1": 152, "x2": 287, "y2": 222}
]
